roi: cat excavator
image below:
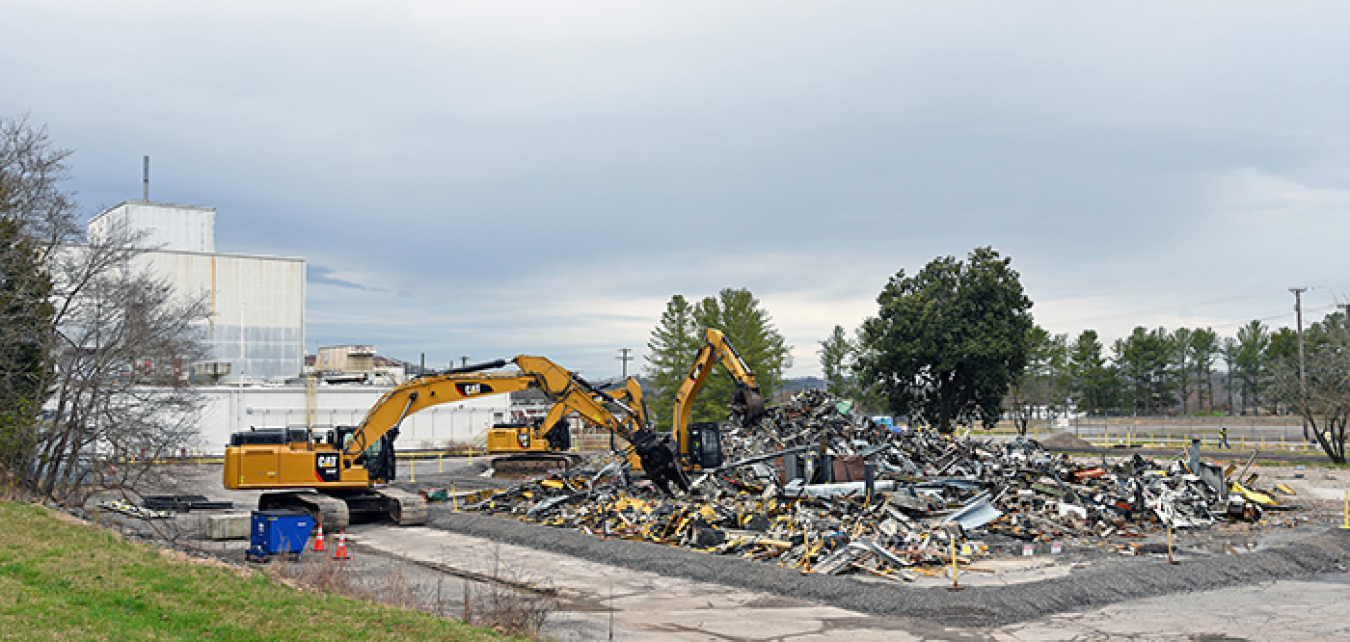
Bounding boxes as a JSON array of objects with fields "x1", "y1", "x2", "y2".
[
  {"x1": 661, "y1": 328, "x2": 767, "y2": 489},
  {"x1": 486, "y1": 329, "x2": 768, "y2": 491},
  {"x1": 223, "y1": 356, "x2": 683, "y2": 530},
  {"x1": 486, "y1": 376, "x2": 649, "y2": 473}
]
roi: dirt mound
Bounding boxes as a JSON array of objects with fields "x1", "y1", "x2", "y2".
[{"x1": 1039, "y1": 432, "x2": 1096, "y2": 450}]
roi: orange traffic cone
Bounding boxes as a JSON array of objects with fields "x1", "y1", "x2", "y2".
[
  {"x1": 333, "y1": 530, "x2": 351, "y2": 561},
  {"x1": 313, "y1": 525, "x2": 326, "y2": 553}
]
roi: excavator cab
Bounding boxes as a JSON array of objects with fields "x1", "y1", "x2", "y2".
[{"x1": 544, "y1": 418, "x2": 572, "y2": 451}]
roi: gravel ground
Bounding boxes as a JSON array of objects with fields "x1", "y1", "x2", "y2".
[
  {"x1": 429, "y1": 509, "x2": 1350, "y2": 628},
  {"x1": 425, "y1": 459, "x2": 1350, "y2": 629}
]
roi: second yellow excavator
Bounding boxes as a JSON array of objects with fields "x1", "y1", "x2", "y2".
[
  {"x1": 486, "y1": 376, "x2": 650, "y2": 472},
  {"x1": 478, "y1": 328, "x2": 767, "y2": 492}
]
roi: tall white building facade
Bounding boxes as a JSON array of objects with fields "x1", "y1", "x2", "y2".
[{"x1": 88, "y1": 201, "x2": 305, "y2": 383}]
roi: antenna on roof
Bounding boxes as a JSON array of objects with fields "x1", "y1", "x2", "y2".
[{"x1": 142, "y1": 155, "x2": 150, "y2": 202}]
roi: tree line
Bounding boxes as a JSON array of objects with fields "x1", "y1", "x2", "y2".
[
  {"x1": 643, "y1": 246, "x2": 1346, "y2": 464},
  {"x1": 991, "y1": 320, "x2": 1322, "y2": 433}
]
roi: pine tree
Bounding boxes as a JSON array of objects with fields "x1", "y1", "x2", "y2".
[
  {"x1": 0, "y1": 197, "x2": 55, "y2": 482},
  {"x1": 643, "y1": 295, "x2": 700, "y2": 430},
  {"x1": 818, "y1": 325, "x2": 854, "y2": 396},
  {"x1": 644, "y1": 288, "x2": 791, "y2": 430}
]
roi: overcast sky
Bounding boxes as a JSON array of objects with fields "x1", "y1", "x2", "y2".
[{"x1": 7, "y1": 2, "x2": 1350, "y2": 379}]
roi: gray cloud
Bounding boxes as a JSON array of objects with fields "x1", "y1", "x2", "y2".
[
  {"x1": 308, "y1": 266, "x2": 369, "y2": 291},
  {"x1": 8, "y1": 2, "x2": 1350, "y2": 377}
]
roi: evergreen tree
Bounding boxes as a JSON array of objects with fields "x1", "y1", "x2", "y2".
[
  {"x1": 1112, "y1": 326, "x2": 1175, "y2": 415},
  {"x1": 855, "y1": 247, "x2": 1033, "y2": 433},
  {"x1": 818, "y1": 324, "x2": 854, "y2": 396},
  {"x1": 642, "y1": 295, "x2": 700, "y2": 431},
  {"x1": 1171, "y1": 327, "x2": 1195, "y2": 413},
  {"x1": 1233, "y1": 320, "x2": 1271, "y2": 414},
  {"x1": 1067, "y1": 329, "x2": 1117, "y2": 415},
  {"x1": 1187, "y1": 327, "x2": 1220, "y2": 412},
  {"x1": 0, "y1": 218, "x2": 54, "y2": 481},
  {"x1": 644, "y1": 288, "x2": 791, "y2": 430}
]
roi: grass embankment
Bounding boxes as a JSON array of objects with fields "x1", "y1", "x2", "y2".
[{"x1": 0, "y1": 502, "x2": 511, "y2": 641}]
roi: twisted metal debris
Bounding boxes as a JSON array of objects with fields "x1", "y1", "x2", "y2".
[{"x1": 466, "y1": 390, "x2": 1298, "y2": 580}]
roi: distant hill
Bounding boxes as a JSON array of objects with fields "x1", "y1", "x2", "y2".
[{"x1": 780, "y1": 376, "x2": 825, "y2": 393}]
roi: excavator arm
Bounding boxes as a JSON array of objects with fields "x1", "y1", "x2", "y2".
[
  {"x1": 340, "y1": 358, "x2": 533, "y2": 478},
  {"x1": 534, "y1": 376, "x2": 650, "y2": 451},
  {"x1": 672, "y1": 328, "x2": 767, "y2": 467}
]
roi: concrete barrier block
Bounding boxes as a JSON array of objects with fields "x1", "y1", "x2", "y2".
[{"x1": 208, "y1": 513, "x2": 251, "y2": 540}]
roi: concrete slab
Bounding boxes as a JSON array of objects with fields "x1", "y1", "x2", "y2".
[
  {"x1": 346, "y1": 524, "x2": 920, "y2": 641},
  {"x1": 346, "y1": 521, "x2": 1350, "y2": 641}
]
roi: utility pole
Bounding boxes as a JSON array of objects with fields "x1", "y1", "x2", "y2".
[
  {"x1": 617, "y1": 348, "x2": 633, "y2": 378},
  {"x1": 1291, "y1": 287, "x2": 1308, "y2": 441}
]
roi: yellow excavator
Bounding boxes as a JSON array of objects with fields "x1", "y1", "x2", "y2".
[
  {"x1": 486, "y1": 329, "x2": 767, "y2": 491},
  {"x1": 223, "y1": 356, "x2": 683, "y2": 530},
  {"x1": 486, "y1": 376, "x2": 650, "y2": 472},
  {"x1": 662, "y1": 328, "x2": 767, "y2": 486}
]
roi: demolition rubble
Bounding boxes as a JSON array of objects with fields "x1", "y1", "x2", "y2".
[{"x1": 465, "y1": 390, "x2": 1301, "y2": 580}]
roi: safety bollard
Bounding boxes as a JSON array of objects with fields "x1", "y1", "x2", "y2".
[
  {"x1": 947, "y1": 538, "x2": 964, "y2": 591},
  {"x1": 1342, "y1": 490, "x2": 1349, "y2": 530},
  {"x1": 1166, "y1": 524, "x2": 1179, "y2": 565}
]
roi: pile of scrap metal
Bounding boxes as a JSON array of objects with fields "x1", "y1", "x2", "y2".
[
  {"x1": 467, "y1": 390, "x2": 1297, "y2": 578},
  {"x1": 97, "y1": 498, "x2": 175, "y2": 519}
]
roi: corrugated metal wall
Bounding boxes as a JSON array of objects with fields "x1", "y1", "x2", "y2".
[
  {"x1": 91, "y1": 201, "x2": 306, "y2": 383},
  {"x1": 88, "y1": 202, "x2": 215, "y2": 253},
  {"x1": 138, "y1": 250, "x2": 306, "y2": 382},
  {"x1": 190, "y1": 385, "x2": 511, "y2": 455}
]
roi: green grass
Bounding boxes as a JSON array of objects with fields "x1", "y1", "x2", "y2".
[{"x1": 0, "y1": 502, "x2": 515, "y2": 641}]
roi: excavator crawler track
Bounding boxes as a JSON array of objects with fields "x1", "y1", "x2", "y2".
[
  {"x1": 491, "y1": 453, "x2": 583, "y2": 476},
  {"x1": 258, "y1": 492, "x2": 351, "y2": 532},
  {"x1": 375, "y1": 487, "x2": 428, "y2": 525}
]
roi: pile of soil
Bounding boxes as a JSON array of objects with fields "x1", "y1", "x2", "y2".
[{"x1": 1039, "y1": 432, "x2": 1096, "y2": 450}]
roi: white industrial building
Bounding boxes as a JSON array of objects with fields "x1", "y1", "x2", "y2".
[
  {"x1": 89, "y1": 200, "x2": 527, "y2": 453},
  {"x1": 88, "y1": 201, "x2": 305, "y2": 383},
  {"x1": 188, "y1": 385, "x2": 512, "y2": 455}
]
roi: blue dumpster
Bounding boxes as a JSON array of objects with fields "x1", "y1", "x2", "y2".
[{"x1": 247, "y1": 509, "x2": 314, "y2": 561}]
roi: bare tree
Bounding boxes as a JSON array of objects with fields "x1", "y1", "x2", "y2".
[
  {"x1": 1, "y1": 114, "x2": 209, "y2": 499},
  {"x1": 1266, "y1": 311, "x2": 1350, "y2": 464}
]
